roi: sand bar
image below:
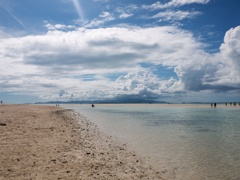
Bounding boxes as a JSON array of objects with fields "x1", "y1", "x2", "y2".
[
  {"x1": 64, "y1": 103, "x2": 238, "y2": 109},
  {"x1": 0, "y1": 105, "x2": 163, "y2": 180}
]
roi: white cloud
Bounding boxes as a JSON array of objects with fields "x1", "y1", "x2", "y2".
[
  {"x1": 115, "y1": 5, "x2": 137, "y2": 19},
  {"x1": 85, "y1": 11, "x2": 115, "y2": 28},
  {"x1": 142, "y1": 0, "x2": 210, "y2": 10},
  {"x1": 167, "y1": 0, "x2": 210, "y2": 7},
  {"x1": 114, "y1": 66, "x2": 182, "y2": 96},
  {"x1": 0, "y1": 25, "x2": 239, "y2": 102},
  {"x1": 215, "y1": 26, "x2": 240, "y2": 86},
  {"x1": 152, "y1": 10, "x2": 201, "y2": 22},
  {"x1": 220, "y1": 26, "x2": 240, "y2": 70},
  {"x1": 119, "y1": 12, "x2": 133, "y2": 19},
  {"x1": 45, "y1": 23, "x2": 76, "y2": 31},
  {"x1": 172, "y1": 26, "x2": 240, "y2": 93},
  {"x1": 99, "y1": 12, "x2": 112, "y2": 19}
]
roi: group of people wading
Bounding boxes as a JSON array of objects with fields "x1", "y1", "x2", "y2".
[
  {"x1": 211, "y1": 103, "x2": 217, "y2": 108},
  {"x1": 225, "y1": 102, "x2": 240, "y2": 107},
  {"x1": 211, "y1": 102, "x2": 240, "y2": 108}
]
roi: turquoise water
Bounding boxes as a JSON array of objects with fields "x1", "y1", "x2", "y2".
[{"x1": 63, "y1": 104, "x2": 240, "y2": 180}]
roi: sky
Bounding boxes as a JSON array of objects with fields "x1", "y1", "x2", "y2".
[{"x1": 0, "y1": 0, "x2": 240, "y2": 103}]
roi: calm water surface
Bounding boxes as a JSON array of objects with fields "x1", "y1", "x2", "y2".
[{"x1": 63, "y1": 104, "x2": 240, "y2": 180}]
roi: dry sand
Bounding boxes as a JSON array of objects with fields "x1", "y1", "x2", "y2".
[{"x1": 0, "y1": 105, "x2": 164, "y2": 180}]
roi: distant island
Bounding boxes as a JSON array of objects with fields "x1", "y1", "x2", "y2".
[{"x1": 35, "y1": 100, "x2": 168, "y2": 104}]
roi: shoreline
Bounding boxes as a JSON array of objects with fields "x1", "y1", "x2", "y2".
[
  {"x1": 56, "y1": 102, "x2": 240, "y2": 106},
  {"x1": 58, "y1": 103, "x2": 240, "y2": 109},
  {"x1": 0, "y1": 104, "x2": 163, "y2": 179}
]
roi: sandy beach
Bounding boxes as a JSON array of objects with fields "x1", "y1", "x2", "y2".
[{"x1": 0, "y1": 104, "x2": 163, "y2": 180}]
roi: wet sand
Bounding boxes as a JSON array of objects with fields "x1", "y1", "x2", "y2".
[{"x1": 0, "y1": 105, "x2": 163, "y2": 179}]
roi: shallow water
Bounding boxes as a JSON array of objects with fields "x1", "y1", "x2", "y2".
[{"x1": 63, "y1": 104, "x2": 240, "y2": 180}]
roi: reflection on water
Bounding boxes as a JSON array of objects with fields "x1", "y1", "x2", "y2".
[{"x1": 63, "y1": 104, "x2": 240, "y2": 180}]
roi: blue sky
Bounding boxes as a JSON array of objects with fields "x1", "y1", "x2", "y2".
[{"x1": 0, "y1": 0, "x2": 240, "y2": 103}]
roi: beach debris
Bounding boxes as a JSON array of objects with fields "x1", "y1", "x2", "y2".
[{"x1": 0, "y1": 123, "x2": 6, "y2": 126}]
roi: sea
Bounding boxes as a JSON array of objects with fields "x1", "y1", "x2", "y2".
[{"x1": 62, "y1": 104, "x2": 240, "y2": 180}]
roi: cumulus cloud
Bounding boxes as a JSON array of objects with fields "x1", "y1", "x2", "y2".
[
  {"x1": 1, "y1": 26, "x2": 206, "y2": 73},
  {"x1": 214, "y1": 26, "x2": 240, "y2": 86},
  {"x1": 0, "y1": 25, "x2": 239, "y2": 102},
  {"x1": 173, "y1": 26, "x2": 240, "y2": 93},
  {"x1": 38, "y1": 66, "x2": 182, "y2": 102},
  {"x1": 220, "y1": 26, "x2": 240, "y2": 70}
]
